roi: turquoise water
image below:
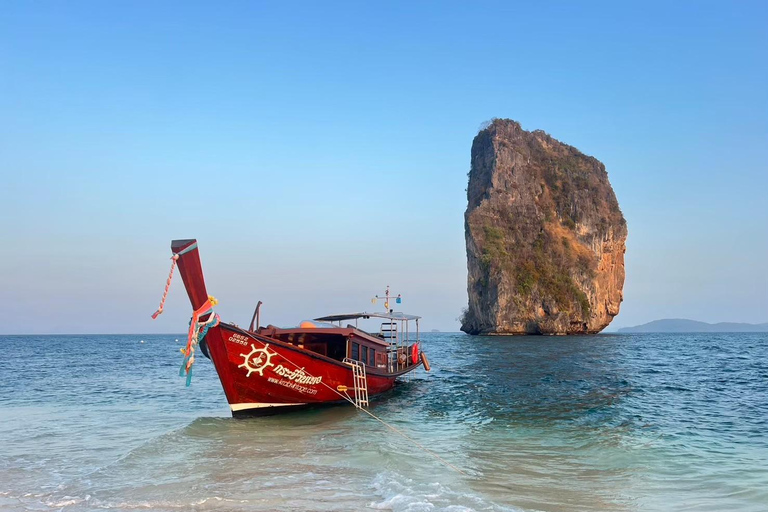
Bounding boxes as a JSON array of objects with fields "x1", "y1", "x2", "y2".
[{"x1": 0, "y1": 332, "x2": 766, "y2": 511}]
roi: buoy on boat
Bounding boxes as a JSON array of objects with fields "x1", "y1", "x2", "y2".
[
  {"x1": 421, "y1": 352, "x2": 431, "y2": 372},
  {"x1": 411, "y1": 343, "x2": 419, "y2": 364}
]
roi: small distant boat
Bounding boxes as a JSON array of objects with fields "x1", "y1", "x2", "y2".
[{"x1": 159, "y1": 239, "x2": 428, "y2": 417}]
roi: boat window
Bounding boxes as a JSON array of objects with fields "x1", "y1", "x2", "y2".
[
  {"x1": 305, "y1": 342, "x2": 327, "y2": 356},
  {"x1": 274, "y1": 332, "x2": 347, "y2": 362},
  {"x1": 326, "y1": 337, "x2": 347, "y2": 361},
  {"x1": 361, "y1": 345, "x2": 368, "y2": 365},
  {"x1": 369, "y1": 349, "x2": 376, "y2": 367},
  {"x1": 351, "y1": 342, "x2": 359, "y2": 361}
]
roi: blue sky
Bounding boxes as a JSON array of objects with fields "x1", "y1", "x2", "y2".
[{"x1": 1, "y1": 1, "x2": 766, "y2": 334}]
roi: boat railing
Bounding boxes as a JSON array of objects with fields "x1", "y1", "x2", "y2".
[{"x1": 380, "y1": 317, "x2": 421, "y2": 373}]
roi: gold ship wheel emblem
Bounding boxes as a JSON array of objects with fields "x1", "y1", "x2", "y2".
[{"x1": 238, "y1": 343, "x2": 276, "y2": 377}]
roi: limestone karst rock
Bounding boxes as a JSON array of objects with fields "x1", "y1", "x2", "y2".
[{"x1": 461, "y1": 119, "x2": 627, "y2": 335}]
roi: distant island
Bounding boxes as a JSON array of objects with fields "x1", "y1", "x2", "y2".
[{"x1": 618, "y1": 319, "x2": 768, "y2": 333}]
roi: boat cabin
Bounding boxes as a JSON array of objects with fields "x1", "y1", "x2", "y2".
[{"x1": 254, "y1": 312, "x2": 421, "y2": 373}]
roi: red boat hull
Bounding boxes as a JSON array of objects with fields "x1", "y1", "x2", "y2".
[{"x1": 203, "y1": 323, "x2": 401, "y2": 416}]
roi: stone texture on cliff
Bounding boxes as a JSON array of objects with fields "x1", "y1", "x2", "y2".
[{"x1": 461, "y1": 119, "x2": 627, "y2": 335}]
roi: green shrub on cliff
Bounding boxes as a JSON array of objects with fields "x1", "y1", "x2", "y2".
[{"x1": 480, "y1": 224, "x2": 507, "y2": 270}]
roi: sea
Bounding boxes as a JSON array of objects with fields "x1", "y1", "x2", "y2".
[{"x1": 0, "y1": 332, "x2": 766, "y2": 512}]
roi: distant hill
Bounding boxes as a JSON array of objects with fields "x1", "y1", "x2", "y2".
[{"x1": 618, "y1": 319, "x2": 768, "y2": 333}]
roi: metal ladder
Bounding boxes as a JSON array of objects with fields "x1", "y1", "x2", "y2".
[
  {"x1": 343, "y1": 358, "x2": 369, "y2": 409},
  {"x1": 380, "y1": 321, "x2": 398, "y2": 340}
]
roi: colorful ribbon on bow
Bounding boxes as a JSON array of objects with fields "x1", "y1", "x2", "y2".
[{"x1": 179, "y1": 295, "x2": 220, "y2": 386}]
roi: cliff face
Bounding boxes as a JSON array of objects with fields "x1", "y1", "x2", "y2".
[{"x1": 461, "y1": 119, "x2": 627, "y2": 335}]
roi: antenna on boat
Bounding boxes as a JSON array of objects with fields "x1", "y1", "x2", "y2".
[{"x1": 372, "y1": 285, "x2": 402, "y2": 311}]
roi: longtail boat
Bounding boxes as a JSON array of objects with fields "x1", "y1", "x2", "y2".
[{"x1": 154, "y1": 239, "x2": 429, "y2": 417}]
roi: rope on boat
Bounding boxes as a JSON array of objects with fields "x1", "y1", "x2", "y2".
[
  {"x1": 151, "y1": 254, "x2": 178, "y2": 319},
  {"x1": 350, "y1": 399, "x2": 467, "y2": 475},
  {"x1": 250, "y1": 334, "x2": 465, "y2": 475},
  {"x1": 179, "y1": 297, "x2": 220, "y2": 386},
  {"x1": 151, "y1": 243, "x2": 198, "y2": 320}
]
